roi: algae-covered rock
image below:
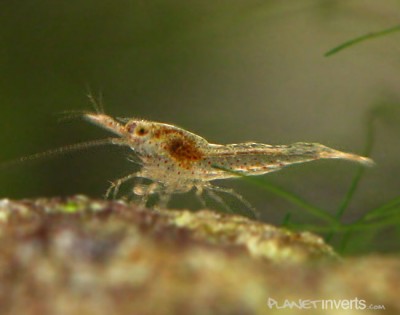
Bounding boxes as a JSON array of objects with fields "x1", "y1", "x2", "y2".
[{"x1": 0, "y1": 196, "x2": 398, "y2": 315}]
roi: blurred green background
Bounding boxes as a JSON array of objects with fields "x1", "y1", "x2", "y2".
[{"x1": 0, "y1": 0, "x2": 399, "y2": 253}]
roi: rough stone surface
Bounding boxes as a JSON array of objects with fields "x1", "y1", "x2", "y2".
[{"x1": 0, "y1": 196, "x2": 398, "y2": 315}]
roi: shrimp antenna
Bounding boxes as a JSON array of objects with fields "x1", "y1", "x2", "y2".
[
  {"x1": 0, "y1": 137, "x2": 123, "y2": 170},
  {"x1": 56, "y1": 109, "x2": 91, "y2": 123},
  {"x1": 58, "y1": 87, "x2": 105, "y2": 123},
  {"x1": 85, "y1": 85, "x2": 105, "y2": 114}
]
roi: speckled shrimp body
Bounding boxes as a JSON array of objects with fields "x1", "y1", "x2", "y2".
[{"x1": 84, "y1": 113, "x2": 374, "y2": 213}]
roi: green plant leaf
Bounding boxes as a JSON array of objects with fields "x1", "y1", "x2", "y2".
[
  {"x1": 212, "y1": 164, "x2": 338, "y2": 224},
  {"x1": 325, "y1": 25, "x2": 400, "y2": 57}
]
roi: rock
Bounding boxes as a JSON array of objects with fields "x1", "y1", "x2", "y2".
[{"x1": 0, "y1": 196, "x2": 397, "y2": 315}]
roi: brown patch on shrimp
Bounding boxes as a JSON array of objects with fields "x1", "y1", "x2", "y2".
[{"x1": 165, "y1": 136, "x2": 204, "y2": 168}]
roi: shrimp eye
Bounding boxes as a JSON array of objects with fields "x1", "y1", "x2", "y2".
[{"x1": 136, "y1": 126, "x2": 148, "y2": 136}]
